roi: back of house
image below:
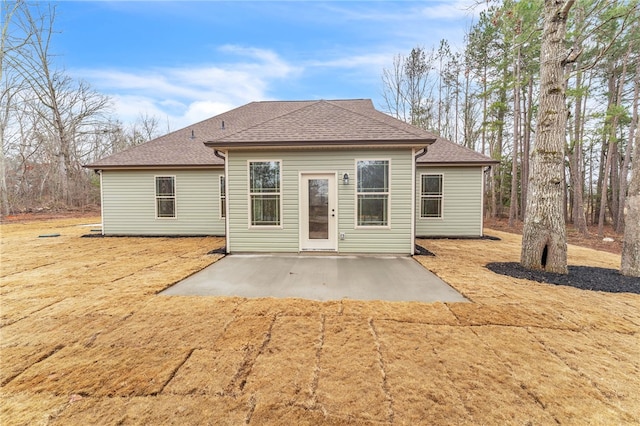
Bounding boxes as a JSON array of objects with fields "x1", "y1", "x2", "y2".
[{"x1": 86, "y1": 99, "x2": 496, "y2": 254}]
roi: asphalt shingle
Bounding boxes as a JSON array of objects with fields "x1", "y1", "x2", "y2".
[{"x1": 85, "y1": 99, "x2": 493, "y2": 168}]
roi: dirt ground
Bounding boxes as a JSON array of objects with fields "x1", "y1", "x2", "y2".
[
  {"x1": 1, "y1": 218, "x2": 638, "y2": 425},
  {"x1": 484, "y1": 217, "x2": 624, "y2": 255}
]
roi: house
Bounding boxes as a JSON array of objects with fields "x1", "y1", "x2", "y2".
[{"x1": 86, "y1": 99, "x2": 496, "y2": 255}]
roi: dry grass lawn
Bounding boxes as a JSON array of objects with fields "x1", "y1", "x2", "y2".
[{"x1": 1, "y1": 218, "x2": 638, "y2": 425}]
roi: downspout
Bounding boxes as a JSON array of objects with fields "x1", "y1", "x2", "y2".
[
  {"x1": 415, "y1": 146, "x2": 428, "y2": 161},
  {"x1": 412, "y1": 147, "x2": 429, "y2": 255}
]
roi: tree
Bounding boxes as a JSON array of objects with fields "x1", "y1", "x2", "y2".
[
  {"x1": 381, "y1": 47, "x2": 437, "y2": 130},
  {"x1": 621, "y1": 61, "x2": 640, "y2": 277},
  {"x1": 4, "y1": 2, "x2": 111, "y2": 209},
  {"x1": 1, "y1": 0, "x2": 30, "y2": 216},
  {"x1": 520, "y1": 0, "x2": 575, "y2": 274}
]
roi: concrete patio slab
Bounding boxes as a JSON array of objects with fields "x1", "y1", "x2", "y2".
[{"x1": 161, "y1": 254, "x2": 468, "y2": 303}]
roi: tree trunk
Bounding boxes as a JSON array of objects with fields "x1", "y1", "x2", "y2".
[
  {"x1": 616, "y1": 46, "x2": 637, "y2": 233},
  {"x1": 598, "y1": 67, "x2": 623, "y2": 236},
  {"x1": 621, "y1": 110, "x2": 640, "y2": 276},
  {"x1": 521, "y1": 0, "x2": 574, "y2": 274},
  {"x1": 618, "y1": 60, "x2": 640, "y2": 232},
  {"x1": 520, "y1": 79, "x2": 533, "y2": 221},
  {"x1": 569, "y1": 53, "x2": 588, "y2": 235},
  {"x1": 509, "y1": 45, "x2": 521, "y2": 227}
]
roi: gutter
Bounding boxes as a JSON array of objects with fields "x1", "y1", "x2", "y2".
[
  {"x1": 204, "y1": 138, "x2": 435, "y2": 150},
  {"x1": 414, "y1": 146, "x2": 428, "y2": 161}
]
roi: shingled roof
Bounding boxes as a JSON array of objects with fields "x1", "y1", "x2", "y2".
[
  {"x1": 206, "y1": 99, "x2": 438, "y2": 147},
  {"x1": 85, "y1": 99, "x2": 492, "y2": 169},
  {"x1": 417, "y1": 136, "x2": 498, "y2": 165}
]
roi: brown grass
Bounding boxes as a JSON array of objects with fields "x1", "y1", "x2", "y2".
[{"x1": 0, "y1": 218, "x2": 638, "y2": 425}]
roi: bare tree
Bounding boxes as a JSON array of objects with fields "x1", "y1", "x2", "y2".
[
  {"x1": 521, "y1": 0, "x2": 575, "y2": 274},
  {"x1": 381, "y1": 47, "x2": 436, "y2": 130},
  {"x1": 1, "y1": 0, "x2": 30, "y2": 216},
  {"x1": 11, "y1": 3, "x2": 110, "y2": 207},
  {"x1": 381, "y1": 54, "x2": 407, "y2": 122}
]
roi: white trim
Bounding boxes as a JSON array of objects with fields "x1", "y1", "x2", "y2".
[
  {"x1": 99, "y1": 170, "x2": 105, "y2": 235},
  {"x1": 354, "y1": 158, "x2": 391, "y2": 229},
  {"x1": 410, "y1": 149, "x2": 416, "y2": 255},
  {"x1": 479, "y1": 167, "x2": 485, "y2": 236},
  {"x1": 87, "y1": 165, "x2": 223, "y2": 171},
  {"x1": 154, "y1": 175, "x2": 177, "y2": 220},
  {"x1": 299, "y1": 172, "x2": 338, "y2": 251},
  {"x1": 247, "y1": 159, "x2": 283, "y2": 229},
  {"x1": 419, "y1": 173, "x2": 444, "y2": 220},
  {"x1": 224, "y1": 155, "x2": 230, "y2": 253}
]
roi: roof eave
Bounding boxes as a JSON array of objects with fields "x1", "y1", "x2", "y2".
[
  {"x1": 205, "y1": 138, "x2": 435, "y2": 150},
  {"x1": 83, "y1": 164, "x2": 224, "y2": 170},
  {"x1": 416, "y1": 160, "x2": 500, "y2": 166}
]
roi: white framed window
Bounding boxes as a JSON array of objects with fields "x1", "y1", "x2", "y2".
[
  {"x1": 420, "y1": 174, "x2": 443, "y2": 218},
  {"x1": 356, "y1": 159, "x2": 389, "y2": 227},
  {"x1": 155, "y1": 176, "x2": 176, "y2": 219},
  {"x1": 249, "y1": 160, "x2": 281, "y2": 226},
  {"x1": 219, "y1": 175, "x2": 226, "y2": 219}
]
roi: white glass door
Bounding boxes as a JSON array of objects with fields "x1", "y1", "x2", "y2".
[{"x1": 301, "y1": 173, "x2": 337, "y2": 250}]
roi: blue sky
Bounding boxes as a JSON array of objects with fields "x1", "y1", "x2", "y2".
[{"x1": 52, "y1": 1, "x2": 485, "y2": 130}]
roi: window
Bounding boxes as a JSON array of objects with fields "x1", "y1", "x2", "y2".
[
  {"x1": 220, "y1": 175, "x2": 226, "y2": 219},
  {"x1": 249, "y1": 161, "x2": 281, "y2": 226},
  {"x1": 155, "y1": 176, "x2": 176, "y2": 218},
  {"x1": 356, "y1": 160, "x2": 389, "y2": 226},
  {"x1": 421, "y1": 174, "x2": 443, "y2": 218}
]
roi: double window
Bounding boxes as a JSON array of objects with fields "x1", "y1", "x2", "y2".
[
  {"x1": 155, "y1": 176, "x2": 176, "y2": 218},
  {"x1": 420, "y1": 174, "x2": 443, "y2": 218},
  {"x1": 249, "y1": 161, "x2": 281, "y2": 226},
  {"x1": 356, "y1": 160, "x2": 389, "y2": 226}
]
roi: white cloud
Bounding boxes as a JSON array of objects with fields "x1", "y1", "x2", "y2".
[
  {"x1": 182, "y1": 101, "x2": 236, "y2": 126},
  {"x1": 72, "y1": 46, "x2": 299, "y2": 129},
  {"x1": 306, "y1": 52, "x2": 391, "y2": 70}
]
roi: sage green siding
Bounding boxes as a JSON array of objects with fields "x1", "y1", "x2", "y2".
[
  {"x1": 415, "y1": 166, "x2": 484, "y2": 237},
  {"x1": 101, "y1": 169, "x2": 225, "y2": 235},
  {"x1": 227, "y1": 149, "x2": 414, "y2": 254}
]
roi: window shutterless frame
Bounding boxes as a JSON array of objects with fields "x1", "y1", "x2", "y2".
[
  {"x1": 155, "y1": 175, "x2": 177, "y2": 219},
  {"x1": 247, "y1": 160, "x2": 282, "y2": 228},
  {"x1": 355, "y1": 159, "x2": 391, "y2": 228},
  {"x1": 219, "y1": 175, "x2": 226, "y2": 219},
  {"x1": 420, "y1": 173, "x2": 443, "y2": 219}
]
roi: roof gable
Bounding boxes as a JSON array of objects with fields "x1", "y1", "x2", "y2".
[{"x1": 212, "y1": 100, "x2": 437, "y2": 145}]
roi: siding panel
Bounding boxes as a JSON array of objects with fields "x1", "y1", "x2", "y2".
[
  {"x1": 101, "y1": 169, "x2": 225, "y2": 235},
  {"x1": 415, "y1": 166, "x2": 484, "y2": 237},
  {"x1": 228, "y1": 149, "x2": 414, "y2": 254}
]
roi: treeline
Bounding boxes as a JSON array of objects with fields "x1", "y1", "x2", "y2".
[
  {"x1": 0, "y1": 2, "x2": 161, "y2": 216},
  {"x1": 382, "y1": 0, "x2": 639, "y2": 236}
]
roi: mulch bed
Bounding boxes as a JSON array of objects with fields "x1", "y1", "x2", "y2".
[{"x1": 487, "y1": 262, "x2": 640, "y2": 294}]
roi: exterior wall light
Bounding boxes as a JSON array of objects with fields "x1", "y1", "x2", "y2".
[{"x1": 343, "y1": 173, "x2": 349, "y2": 185}]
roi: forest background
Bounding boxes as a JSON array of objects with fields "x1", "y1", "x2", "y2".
[{"x1": 1, "y1": 0, "x2": 639, "y2": 241}]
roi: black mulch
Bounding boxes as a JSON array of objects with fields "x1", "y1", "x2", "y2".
[
  {"x1": 486, "y1": 262, "x2": 640, "y2": 294},
  {"x1": 417, "y1": 234, "x2": 501, "y2": 241},
  {"x1": 415, "y1": 244, "x2": 436, "y2": 256}
]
